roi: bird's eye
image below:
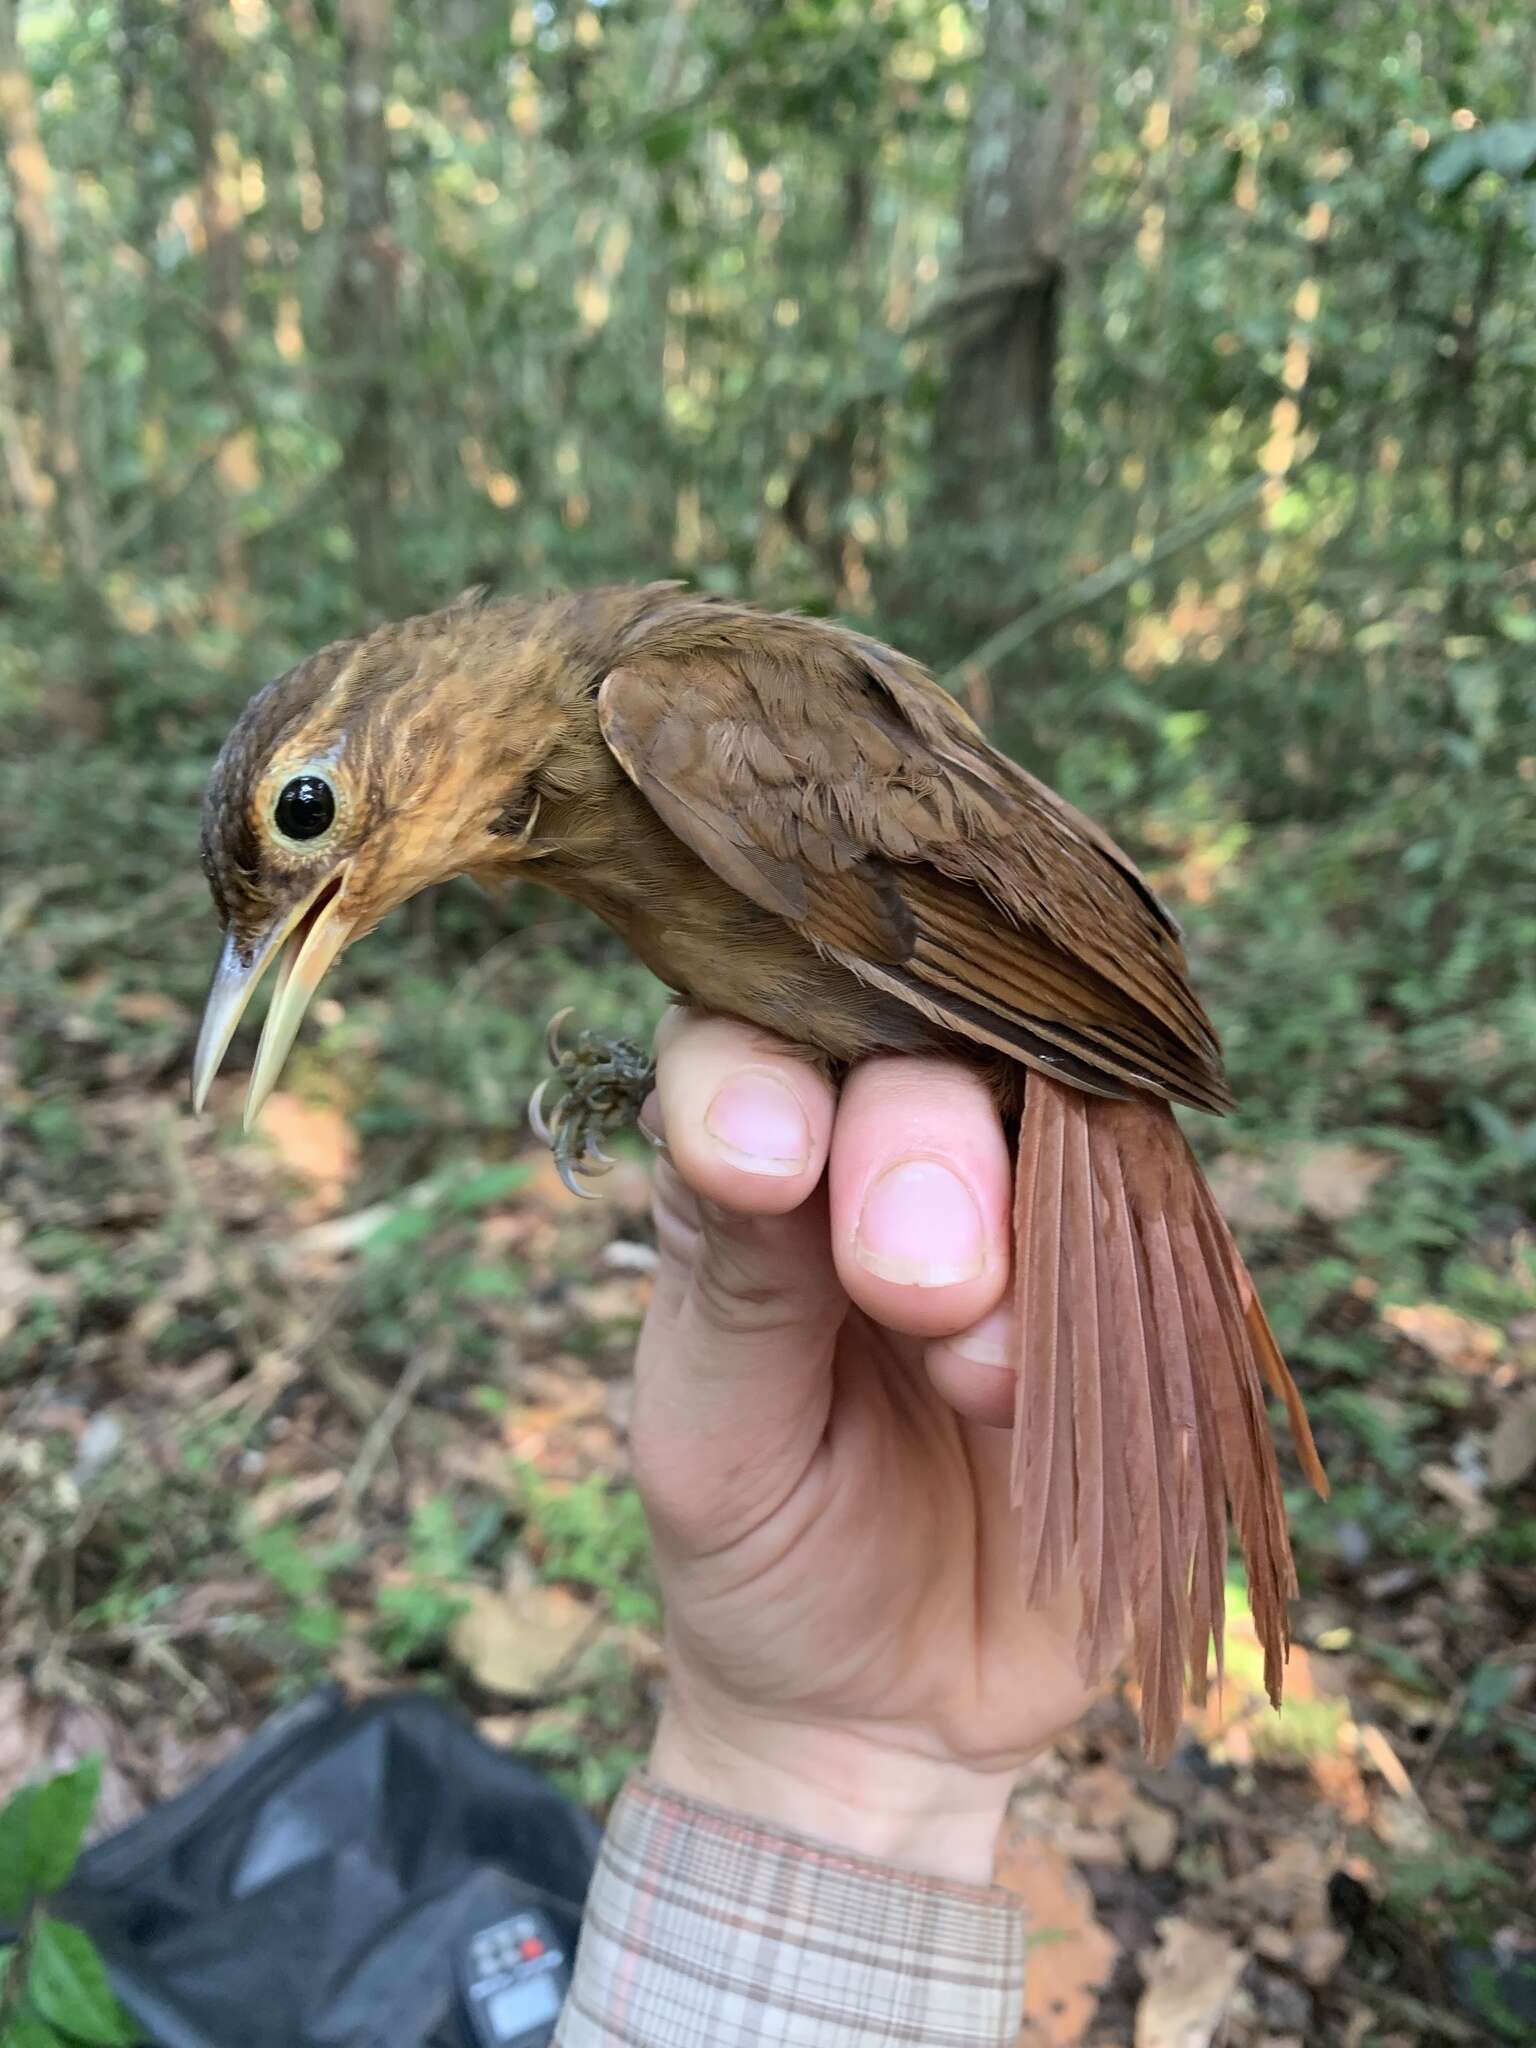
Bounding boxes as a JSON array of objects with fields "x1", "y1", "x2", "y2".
[{"x1": 273, "y1": 773, "x2": 337, "y2": 843}]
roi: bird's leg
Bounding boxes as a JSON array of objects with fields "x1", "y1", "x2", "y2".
[{"x1": 530, "y1": 1009, "x2": 657, "y2": 1198}]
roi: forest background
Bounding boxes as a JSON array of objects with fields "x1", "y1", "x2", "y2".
[{"x1": 2, "y1": 1, "x2": 1536, "y2": 2042}]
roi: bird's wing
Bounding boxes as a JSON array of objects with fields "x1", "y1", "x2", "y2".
[{"x1": 598, "y1": 626, "x2": 1232, "y2": 1113}]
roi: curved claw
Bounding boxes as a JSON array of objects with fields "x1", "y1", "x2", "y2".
[
  {"x1": 528, "y1": 1077, "x2": 556, "y2": 1145},
  {"x1": 586, "y1": 1138, "x2": 614, "y2": 1168},
  {"x1": 557, "y1": 1154, "x2": 605, "y2": 1201},
  {"x1": 546, "y1": 1008, "x2": 574, "y2": 1066}
]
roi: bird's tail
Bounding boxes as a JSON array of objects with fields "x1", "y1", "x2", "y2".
[{"x1": 1010, "y1": 1073, "x2": 1328, "y2": 1760}]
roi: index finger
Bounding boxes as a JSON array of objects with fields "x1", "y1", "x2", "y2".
[
  {"x1": 828, "y1": 1056, "x2": 1013, "y2": 1341},
  {"x1": 651, "y1": 1009, "x2": 836, "y2": 1216}
]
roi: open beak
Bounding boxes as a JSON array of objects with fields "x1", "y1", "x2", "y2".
[{"x1": 192, "y1": 869, "x2": 356, "y2": 1129}]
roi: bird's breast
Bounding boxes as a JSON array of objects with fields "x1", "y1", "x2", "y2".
[{"x1": 533, "y1": 786, "x2": 936, "y2": 1065}]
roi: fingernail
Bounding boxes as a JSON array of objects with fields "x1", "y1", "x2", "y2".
[
  {"x1": 704, "y1": 1070, "x2": 811, "y2": 1177},
  {"x1": 937, "y1": 1303, "x2": 1015, "y2": 1369},
  {"x1": 856, "y1": 1160, "x2": 985, "y2": 1287}
]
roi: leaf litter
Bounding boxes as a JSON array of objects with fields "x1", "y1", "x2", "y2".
[{"x1": 2, "y1": 1006, "x2": 1534, "y2": 2045}]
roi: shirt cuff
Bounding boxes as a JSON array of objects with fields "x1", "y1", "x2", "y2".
[{"x1": 554, "y1": 1773, "x2": 1027, "y2": 2048}]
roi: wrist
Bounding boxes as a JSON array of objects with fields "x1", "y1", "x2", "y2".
[{"x1": 649, "y1": 1692, "x2": 1015, "y2": 1885}]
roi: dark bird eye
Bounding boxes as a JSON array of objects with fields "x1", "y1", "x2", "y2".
[{"x1": 273, "y1": 774, "x2": 336, "y2": 842}]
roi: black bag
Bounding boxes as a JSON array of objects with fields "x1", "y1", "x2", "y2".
[{"x1": 44, "y1": 1688, "x2": 598, "y2": 2048}]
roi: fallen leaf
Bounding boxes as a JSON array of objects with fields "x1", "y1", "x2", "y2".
[
  {"x1": 1383, "y1": 1303, "x2": 1502, "y2": 1376},
  {"x1": 1354, "y1": 1722, "x2": 1414, "y2": 1801},
  {"x1": 245, "y1": 1469, "x2": 344, "y2": 1530},
  {"x1": 1205, "y1": 1155, "x2": 1290, "y2": 1234},
  {"x1": 449, "y1": 1581, "x2": 598, "y2": 1699},
  {"x1": 1072, "y1": 1762, "x2": 1137, "y2": 1833},
  {"x1": 569, "y1": 1277, "x2": 650, "y2": 1326},
  {"x1": 1209, "y1": 1142, "x2": 1391, "y2": 1234},
  {"x1": 1420, "y1": 1461, "x2": 1495, "y2": 1537},
  {"x1": 602, "y1": 1239, "x2": 659, "y2": 1274},
  {"x1": 1286, "y1": 1141, "x2": 1392, "y2": 1223},
  {"x1": 1372, "y1": 1795, "x2": 1437, "y2": 1866},
  {"x1": 993, "y1": 1817, "x2": 1116, "y2": 2045},
  {"x1": 1294, "y1": 1928, "x2": 1349, "y2": 1986},
  {"x1": 167, "y1": 1576, "x2": 270, "y2": 1633},
  {"x1": 1310, "y1": 1750, "x2": 1372, "y2": 1826},
  {"x1": 1229, "y1": 1837, "x2": 1341, "y2": 1937},
  {"x1": 1126, "y1": 1796, "x2": 1180, "y2": 1872},
  {"x1": 256, "y1": 1093, "x2": 359, "y2": 1214},
  {"x1": 115, "y1": 989, "x2": 188, "y2": 1026},
  {"x1": 1488, "y1": 1385, "x2": 1536, "y2": 1488},
  {"x1": 1136, "y1": 1918, "x2": 1248, "y2": 2048}
]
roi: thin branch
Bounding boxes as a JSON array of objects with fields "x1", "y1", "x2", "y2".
[
  {"x1": 938, "y1": 471, "x2": 1269, "y2": 688},
  {"x1": 342, "y1": 1343, "x2": 442, "y2": 1511}
]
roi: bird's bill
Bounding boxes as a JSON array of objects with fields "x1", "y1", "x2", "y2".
[{"x1": 192, "y1": 870, "x2": 355, "y2": 1128}]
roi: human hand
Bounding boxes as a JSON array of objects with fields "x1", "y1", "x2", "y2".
[{"x1": 629, "y1": 1011, "x2": 1103, "y2": 1884}]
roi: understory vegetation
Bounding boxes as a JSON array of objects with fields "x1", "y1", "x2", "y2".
[{"x1": 2, "y1": 0, "x2": 1535, "y2": 2041}]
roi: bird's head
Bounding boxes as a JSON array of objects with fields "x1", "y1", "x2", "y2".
[{"x1": 193, "y1": 594, "x2": 595, "y2": 1125}]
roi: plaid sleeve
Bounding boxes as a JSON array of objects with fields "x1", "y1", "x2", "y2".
[{"x1": 553, "y1": 1774, "x2": 1027, "y2": 2048}]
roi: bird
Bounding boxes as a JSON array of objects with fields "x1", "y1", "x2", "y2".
[{"x1": 193, "y1": 581, "x2": 1327, "y2": 1757}]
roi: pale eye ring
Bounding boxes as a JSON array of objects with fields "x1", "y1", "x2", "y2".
[{"x1": 273, "y1": 772, "x2": 337, "y2": 843}]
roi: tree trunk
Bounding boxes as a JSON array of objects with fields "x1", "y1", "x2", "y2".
[
  {"x1": 0, "y1": 0, "x2": 105, "y2": 609},
  {"x1": 931, "y1": 0, "x2": 1082, "y2": 617},
  {"x1": 0, "y1": 315, "x2": 46, "y2": 519},
  {"x1": 184, "y1": 0, "x2": 246, "y2": 398},
  {"x1": 282, "y1": 0, "x2": 333, "y2": 211},
  {"x1": 184, "y1": 0, "x2": 251, "y2": 612},
  {"x1": 334, "y1": 0, "x2": 396, "y2": 617}
]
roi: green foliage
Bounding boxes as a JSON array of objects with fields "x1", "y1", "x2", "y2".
[
  {"x1": 237, "y1": 1520, "x2": 356, "y2": 1659},
  {"x1": 0, "y1": 1763, "x2": 100, "y2": 1925},
  {"x1": 23, "y1": 1923, "x2": 138, "y2": 2047},
  {"x1": 1384, "y1": 1835, "x2": 1511, "y2": 1933},
  {"x1": 237, "y1": 1495, "x2": 495, "y2": 1674},
  {"x1": 517, "y1": 1660, "x2": 651, "y2": 1810},
  {"x1": 1425, "y1": 118, "x2": 1536, "y2": 195},
  {"x1": 368, "y1": 1496, "x2": 485, "y2": 1667},
  {"x1": 0, "y1": 1765, "x2": 138, "y2": 2047},
  {"x1": 517, "y1": 1468, "x2": 660, "y2": 1631}
]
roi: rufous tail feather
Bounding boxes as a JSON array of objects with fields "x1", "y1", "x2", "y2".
[{"x1": 1010, "y1": 1074, "x2": 1327, "y2": 1760}]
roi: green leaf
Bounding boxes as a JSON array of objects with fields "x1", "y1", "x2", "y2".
[
  {"x1": 0, "y1": 1760, "x2": 101, "y2": 1917},
  {"x1": 360, "y1": 1206, "x2": 436, "y2": 1256},
  {"x1": 641, "y1": 114, "x2": 693, "y2": 167},
  {"x1": 1425, "y1": 119, "x2": 1536, "y2": 195},
  {"x1": 1465, "y1": 1660, "x2": 1521, "y2": 1722},
  {"x1": 1495, "y1": 606, "x2": 1536, "y2": 645},
  {"x1": 26, "y1": 1918, "x2": 138, "y2": 2045},
  {"x1": 441, "y1": 1162, "x2": 531, "y2": 1212},
  {"x1": 1481, "y1": 120, "x2": 1536, "y2": 180},
  {"x1": 3, "y1": 2012, "x2": 69, "y2": 2048}
]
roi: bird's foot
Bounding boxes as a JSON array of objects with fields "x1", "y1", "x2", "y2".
[{"x1": 530, "y1": 1010, "x2": 656, "y2": 1199}]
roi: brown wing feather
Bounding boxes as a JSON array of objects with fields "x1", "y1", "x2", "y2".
[
  {"x1": 596, "y1": 616, "x2": 1324, "y2": 1756},
  {"x1": 598, "y1": 635, "x2": 1231, "y2": 1113}
]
